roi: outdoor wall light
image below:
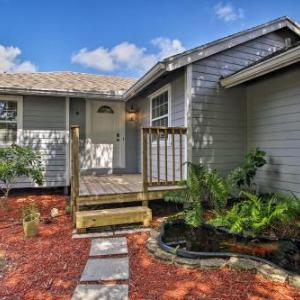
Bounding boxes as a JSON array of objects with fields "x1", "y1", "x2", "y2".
[{"x1": 128, "y1": 104, "x2": 137, "y2": 122}]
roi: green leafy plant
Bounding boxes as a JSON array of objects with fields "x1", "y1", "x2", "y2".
[
  {"x1": 22, "y1": 202, "x2": 39, "y2": 222},
  {"x1": 0, "y1": 144, "x2": 44, "y2": 209},
  {"x1": 228, "y1": 148, "x2": 267, "y2": 192},
  {"x1": 65, "y1": 204, "x2": 71, "y2": 215},
  {"x1": 165, "y1": 163, "x2": 229, "y2": 227},
  {"x1": 208, "y1": 191, "x2": 290, "y2": 235}
]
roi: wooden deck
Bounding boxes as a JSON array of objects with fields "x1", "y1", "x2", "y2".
[
  {"x1": 78, "y1": 174, "x2": 185, "y2": 206},
  {"x1": 70, "y1": 126, "x2": 187, "y2": 231}
]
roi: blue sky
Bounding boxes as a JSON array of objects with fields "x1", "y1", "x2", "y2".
[{"x1": 0, "y1": 0, "x2": 300, "y2": 78}]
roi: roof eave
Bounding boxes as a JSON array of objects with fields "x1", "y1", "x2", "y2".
[
  {"x1": 0, "y1": 87, "x2": 125, "y2": 100},
  {"x1": 220, "y1": 45, "x2": 300, "y2": 88},
  {"x1": 163, "y1": 17, "x2": 300, "y2": 72},
  {"x1": 124, "y1": 62, "x2": 166, "y2": 100}
]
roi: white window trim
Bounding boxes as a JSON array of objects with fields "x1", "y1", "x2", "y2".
[
  {"x1": 149, "y1": 84, "x2": 172, "y2": 128},
  {"x1": 0, "y1": 95, "x2": 23, "y2": 147}
]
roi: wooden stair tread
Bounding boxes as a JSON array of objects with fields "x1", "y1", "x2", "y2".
[
  {"x1": 76, "y1": 206, "x2": 152, "y2": 231},
  {"x1": 77, "y1": 206, "x2": 150, "y2": 217}
]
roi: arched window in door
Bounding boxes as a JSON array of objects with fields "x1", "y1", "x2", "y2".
[{"x1": 97, "y1": 105, "x2": 114, "y2": 114}]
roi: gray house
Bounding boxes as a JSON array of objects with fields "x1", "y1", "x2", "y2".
[{"x1": 1, "y1": 15, "x2": 300, "y2": 202}]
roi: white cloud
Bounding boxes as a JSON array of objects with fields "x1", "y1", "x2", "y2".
[
  {"x1": 0, "y1": 44, "x2": 37, "y2": 73},
  {"x1": 72, "y1": 37, "x2": 185, "y2": 75},
  {"x1": 71, "y1": 47, "x2": 115, "y2": 72},
  {"x1": 214, "y1": 2, "x2": 244, "y2": 22},
  {"x1": 151, "y1": 37, "x2": 185, "y2": 59}
]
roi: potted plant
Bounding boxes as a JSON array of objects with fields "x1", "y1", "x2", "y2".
[{"x1": 22, "y1": 203, "x2": 40, "y2": 238}]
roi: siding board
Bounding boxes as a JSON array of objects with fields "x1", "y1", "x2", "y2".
[
  {"x1": 21, "y1": 95, "x2": 67, "y2": 188},
  {"x1": 191, "y1": 31, "x2": 289, "y2": 174},
  {"x1": 247, "y1": 65, "x2": 300, "y2": 195}
]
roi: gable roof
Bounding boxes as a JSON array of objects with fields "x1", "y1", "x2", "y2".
[
  {"x1": 0, "y1": 71, "x2": 136, "y2": 99},
  {"x1": 124, "y1": 16, "x2": 300, "y2": 100},
  {"x1": 220, "y1": 42, "x2": 300, "y2": 88}
]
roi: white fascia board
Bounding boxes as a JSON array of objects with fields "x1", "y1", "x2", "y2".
[{"x1": 124, "y1": 63, "x2": 166, "y2": 100}]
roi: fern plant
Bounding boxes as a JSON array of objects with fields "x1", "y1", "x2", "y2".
[
  {"x1": 208, "y1": 191, "x2": 289, "y2": 235},
  {"x1": 165, "y1": 163, "x2": 229, "y2": 227}
]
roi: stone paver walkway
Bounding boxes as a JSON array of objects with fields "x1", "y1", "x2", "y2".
[
  {"x1": 72, "y1": 237, "x2": 129, "y2": 300},
  {"x1": 89, "y1": 237, "x2": 128, "y2": 256}
]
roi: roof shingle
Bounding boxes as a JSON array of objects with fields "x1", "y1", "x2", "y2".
[{"x1": 0, "y1": 71, "x2": 136, "y2": 98}]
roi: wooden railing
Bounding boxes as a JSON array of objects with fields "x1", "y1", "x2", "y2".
[{"x1": 141, "y1": 127, "x2": 187, "y2": 192}]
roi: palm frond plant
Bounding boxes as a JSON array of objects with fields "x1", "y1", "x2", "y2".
[{"x1": 165, "y1": 162, "x2": 230, "y2": 227}]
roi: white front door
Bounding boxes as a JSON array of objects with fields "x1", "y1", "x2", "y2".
[{"x1": 85, "y1": 100, "x2": 125, "y2": 169}]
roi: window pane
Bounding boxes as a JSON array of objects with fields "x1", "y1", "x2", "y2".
[
  {"x1": 0, "y1": 123, "x2": 17, "y2": 143},
  {"x1": 0, "y1": 101, "x2": 17, "y2": 122},
  {"x1": 151, "y1": 90, "x2": 168, "y2": 120},
  {"x1": 153, "y1": 117, "x2": 168, "y2": 127}
]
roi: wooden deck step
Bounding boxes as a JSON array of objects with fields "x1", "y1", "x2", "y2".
[{"x1": 76, "y1": 206, "x2": 152, "y2": 232}]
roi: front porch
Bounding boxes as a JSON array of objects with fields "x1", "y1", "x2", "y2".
[
  {"x1": 70, "y1": 126, "x2": 187, "y2": 232},
  {"x1": 79, "y1": 174, "x2": 185, "y2": 205}
]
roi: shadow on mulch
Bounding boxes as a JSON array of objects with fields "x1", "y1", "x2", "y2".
[
  {"x1": 127, "y1": 233, "x2": 300, "y2": 300},
  {"x1": 0, "y1": 194, "x2": 90, "y2": 300}
]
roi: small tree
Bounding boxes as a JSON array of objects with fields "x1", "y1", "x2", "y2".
[
  {"x1": 0, "y1": 144, "x2": 43, "y2": 209},
  {"x1": 228, "y1": 148, "x2": 267, "y2": 193}
]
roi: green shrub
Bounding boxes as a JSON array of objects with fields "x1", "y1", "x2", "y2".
[
  {"x1": 228, "y1": 148, "x2": 266, "y2": 192},
  {"x1": 165, "y1": 163, "x2": 229, "y2": 227},
  {"x1": 65, "y1": 204, "x2": 71, "y2": 215},
  {"x1": 0, "y1": 144, "x2": 44, "y2": 209}
]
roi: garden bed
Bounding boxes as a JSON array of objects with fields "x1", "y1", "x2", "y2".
[
  {"x1": 131, "y1": 231, "x2": 300, "y2": 299},
  {"x1": 0, "y1": 194, "x2": 90, "y2": 300},
  {"x1": 159, "y1": 220, "x2": 300, "y2": 275},
  {"x1": 1, "y1": 196, "x2": 300, "y2": 299}
]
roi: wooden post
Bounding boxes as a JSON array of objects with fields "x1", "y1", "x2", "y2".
[
  {"x1": 172, "y1": 128, "x2": 175, "y2": 184},
  {"x1": 70, "y1": 125, "x2": 80, "y2": 227},
  {"x1": 157, "y1": 128, "x2": 160, "y2": 183},
  {"x1": 142, "y1": 128, "x2": 149, "y2": 207},
  {"x1": 149, "y1": 128, "x2": 152, "y2": 186},
  {"x1": 179, "y1": 129, "x2": 183, "y2": 181},
  {"x1": 142, "y1": 128, "x2": 148, "y2": 192},
  {"x1": 165, "y1": 128, "x2": 168, "y2": 184}
]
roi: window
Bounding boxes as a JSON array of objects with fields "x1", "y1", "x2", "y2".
[
  {"x1": 150, "y1": 85, "x2": 170, "y2": 127},
  {"x1": 97, "y1": 105, "x2": 114, "y2": 114},
  {"x1": 0, "y1": 97, "x2": 22, "y2": 145}
]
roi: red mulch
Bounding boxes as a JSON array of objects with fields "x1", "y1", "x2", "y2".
[
  {"x1": 0, "y1": 195, "x2": 90, "y2": 300},
  {"x1": 128, "y1": 233, "x2": 300, "y2": 300},
  {"x1": 1, "y1": 196, "x2": 300, "y2": 300}
]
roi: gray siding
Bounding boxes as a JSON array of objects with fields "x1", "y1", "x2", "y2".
[
  {"x1": 70, "y1": 98, "x2": 86, "y2": 139},
  {"x1": 20, "y1": 95, "x2": 67, "y2": 187},
  {"x1": 190, "y1": 31, "x2": 290, "y2": 175},
  {"x1": 124, "y1": 111, "x2": 138, "y2": 173},
  {"x1": 247, "y1": 65, "x2": 300, "y2": 195},
  {"x1": 130, "y1": 69, "x2": 186, "y2": 177}
]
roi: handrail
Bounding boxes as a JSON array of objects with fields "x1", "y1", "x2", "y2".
[{"x1": 141, "y1": 127, "x2": 187, "y2": 193}]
